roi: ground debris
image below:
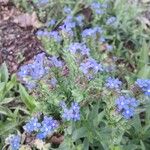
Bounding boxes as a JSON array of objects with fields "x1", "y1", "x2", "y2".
[{"x1": 0, "y1": 4, "x2": 43, "y2": 73}]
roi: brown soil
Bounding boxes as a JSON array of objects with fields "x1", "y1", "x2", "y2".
[{"x1": 0, "y1": 3, "x2": 43, "y2": 73}]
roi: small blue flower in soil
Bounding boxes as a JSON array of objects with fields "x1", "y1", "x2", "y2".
[
  {"x1": 106, "y1": 16, "x2": 116, "y2": 25},
  {"x1": 105, "y1": 77, "x2": 122, "y2": 90},
  {"x1": 6, "y1": 135, "x2": 21, "y2": 150},
  {"x1": 135, "y1": 79, "x2": 150, "y2": 96},
  {"x1": 60, "y1": 101, "x2": 80, "y2": 121},
  {"x1": 37, "y1": 116, "x2": 59, "y2": 139},
  {"x1": 115, "y1": 96, "x2": 139, "y2": 119},
  {"x1": 68, "y1": 42, "x2": 90, "y2": 56},
  {"x1": 79, "y1": 58, "x2": 104, "y2": 79},
  {"x1": 23, "y1": 117, "x2": 41, "y2": 133}
]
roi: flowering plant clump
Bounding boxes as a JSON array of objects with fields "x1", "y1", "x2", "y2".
[{"x1": 1, "y1": 0, "x2": 150, "y2": 150}]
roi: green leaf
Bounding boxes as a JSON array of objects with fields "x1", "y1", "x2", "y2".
[
  {"x1": 71, "y1": 89, "x2": 84, "y2": 103},
  {"x1": 0, "y1": 97, "x2": 15, "y2": 105},
  {"x1": 138, "y1": 65, "x2": 150, "y2": 78},
  {"x1": 140, "y1": 140, "x2": 146, "y2": 150},
  {"x1": 0, "y1": 106, "x2": 13, "y2": 116},
  {"x1": 0, "y1": 120, "x2": 18, "y2": 135},
  {"x1": 0, "y1": 62, "x2": 9, "y2": 82},
  {"x1": 4, "y1": 74, "x2": 16, "y2": 95},
  {"x1": 19, "y1": 84, "x2": 37, "y2": 112},
  {"x1": 72, "y1": 127, "x2": 88, "y2": 142}
]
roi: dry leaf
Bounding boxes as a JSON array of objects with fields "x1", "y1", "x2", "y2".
[{"x1": 13, "y1": 12, "x2": 42, "y2": 28}]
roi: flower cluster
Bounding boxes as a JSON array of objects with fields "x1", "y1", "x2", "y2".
[
  {"x1": 115, "y1": 96, "x2": 139, "y2": 119},
  {"x1": 68, "y1": 42, "x2": 90, "y2": 56},
  {"x1": 63, "y1": 7, "x2": 72, "y2": 14},
  {"x1": 82, "y1": 27, "x2": 103, "y2": 39},
  {"x1": 91, "y1": 1, "x2": 107, "y2": 14},
  {"x1": 36, "y1": 30, "x2": 62, "y2": 42},
  {"x1": 23, "y1": 117, "x2": 41, "y2": 133},
  {"x1": 60, "y1": 101, "x2": 80, "y2": 121},
  {"x1": 105, "y1": 77, "x2": 122, "y2": 90},
  {"x1": 23, "y1": 116, "x2": 59, "y2": 140},
  {"x1": 46, "y1": 19, "x2": 56, "y2": 27},
  {"x1": 76, "y1": 15, "x2": 84, "y2": 26},
  {"x1": 5, "y1": 135, "x2": 21, "y2": 150},
  {"x1": 135, "y1": 79, "x2": 150, "y2": 96},
  {"x1": 17, "y1": 53, "x2": 63, "y2": 90},
  {"x1": 49, "y1": 56, "x2": 64, "y2": 68},
  {"x1": 106, "y1": 16, "x2": 116, "y2": 25},
  {"x1": 60, "y1": 15, "x2": 76, "y2": 37},
  {"x1": 17, "y1": 53, "x2": 47, "y2": 90},
  {"x1": 79, "y1": 58, "x2": 104, "y2": 79},
  {"x1": 36, "y1": 116, "x2": 59, "y2": 139}
]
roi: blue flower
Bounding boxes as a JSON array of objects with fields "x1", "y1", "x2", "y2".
[
  {"x1": 82, "y1": 27, "x2": 103, "y2": 39},
  {"x1": 105, "y1": 77, "x2": 122, "y2": 90},
  {"x1": 106, "y1": 16, "x2": 116, "y2": 25},
  {"x1": 68, "y1": 42, "x2": 90, "y2": 56},
  {"x1": 76, "y1": 15, "x2": 84, "y2": 26},
  {"x1": 47, "y1": 19, "x2": 56, "y2": 27},
  {"x1": 79, "y1": 58, "x2": 104, "y2": 79},
  {"x1": 115, "y1": 96, "x2": 139, "y2": 119},
  {"x1": 23, "y1": 117, "x2": 41, "y2": 133},
  {"x1": 63, "y1": 7, "x2": 72, "y2": 14},
  {"x1": 37, "y1": 116, "x2": 59, "y2": 139},
  {"x1": 59, "y1": 15, "x2": 76, "y2": 37},
  {"x1": 49, "y1": 31, "x2": 62, "y2": 42},
  {"x1": 17, "y1": 53, "x2": 50, "y2": 90},
  {"x1": 50, "y1": 77, "x2": 58, "y2": 87},
  {"x1": 49, "y1": 56, "x2": 63, "y2": 68},
  {"x1": 36, "y1": 0, "x2": 49, "y2": 6},
  {"x1": 60, "y1": 101, "x2": 80, "y2": 121},
  {"x1": 91, "y1": 2, "x2": 105, "y2": 15},
  {"x1": 91, "y1": 2, "x2": 101, "y2": 9},
  {"x1": 135, "y1": 79, "x2": 150, "y2": 96},
  {"x1": 6, "y1": 135, "x2": 21, "y2": 150}
]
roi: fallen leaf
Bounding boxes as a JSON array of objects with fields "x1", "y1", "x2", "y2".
[{"x1": 13, "y1": 12, "x2": 42, "y2": 28}]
